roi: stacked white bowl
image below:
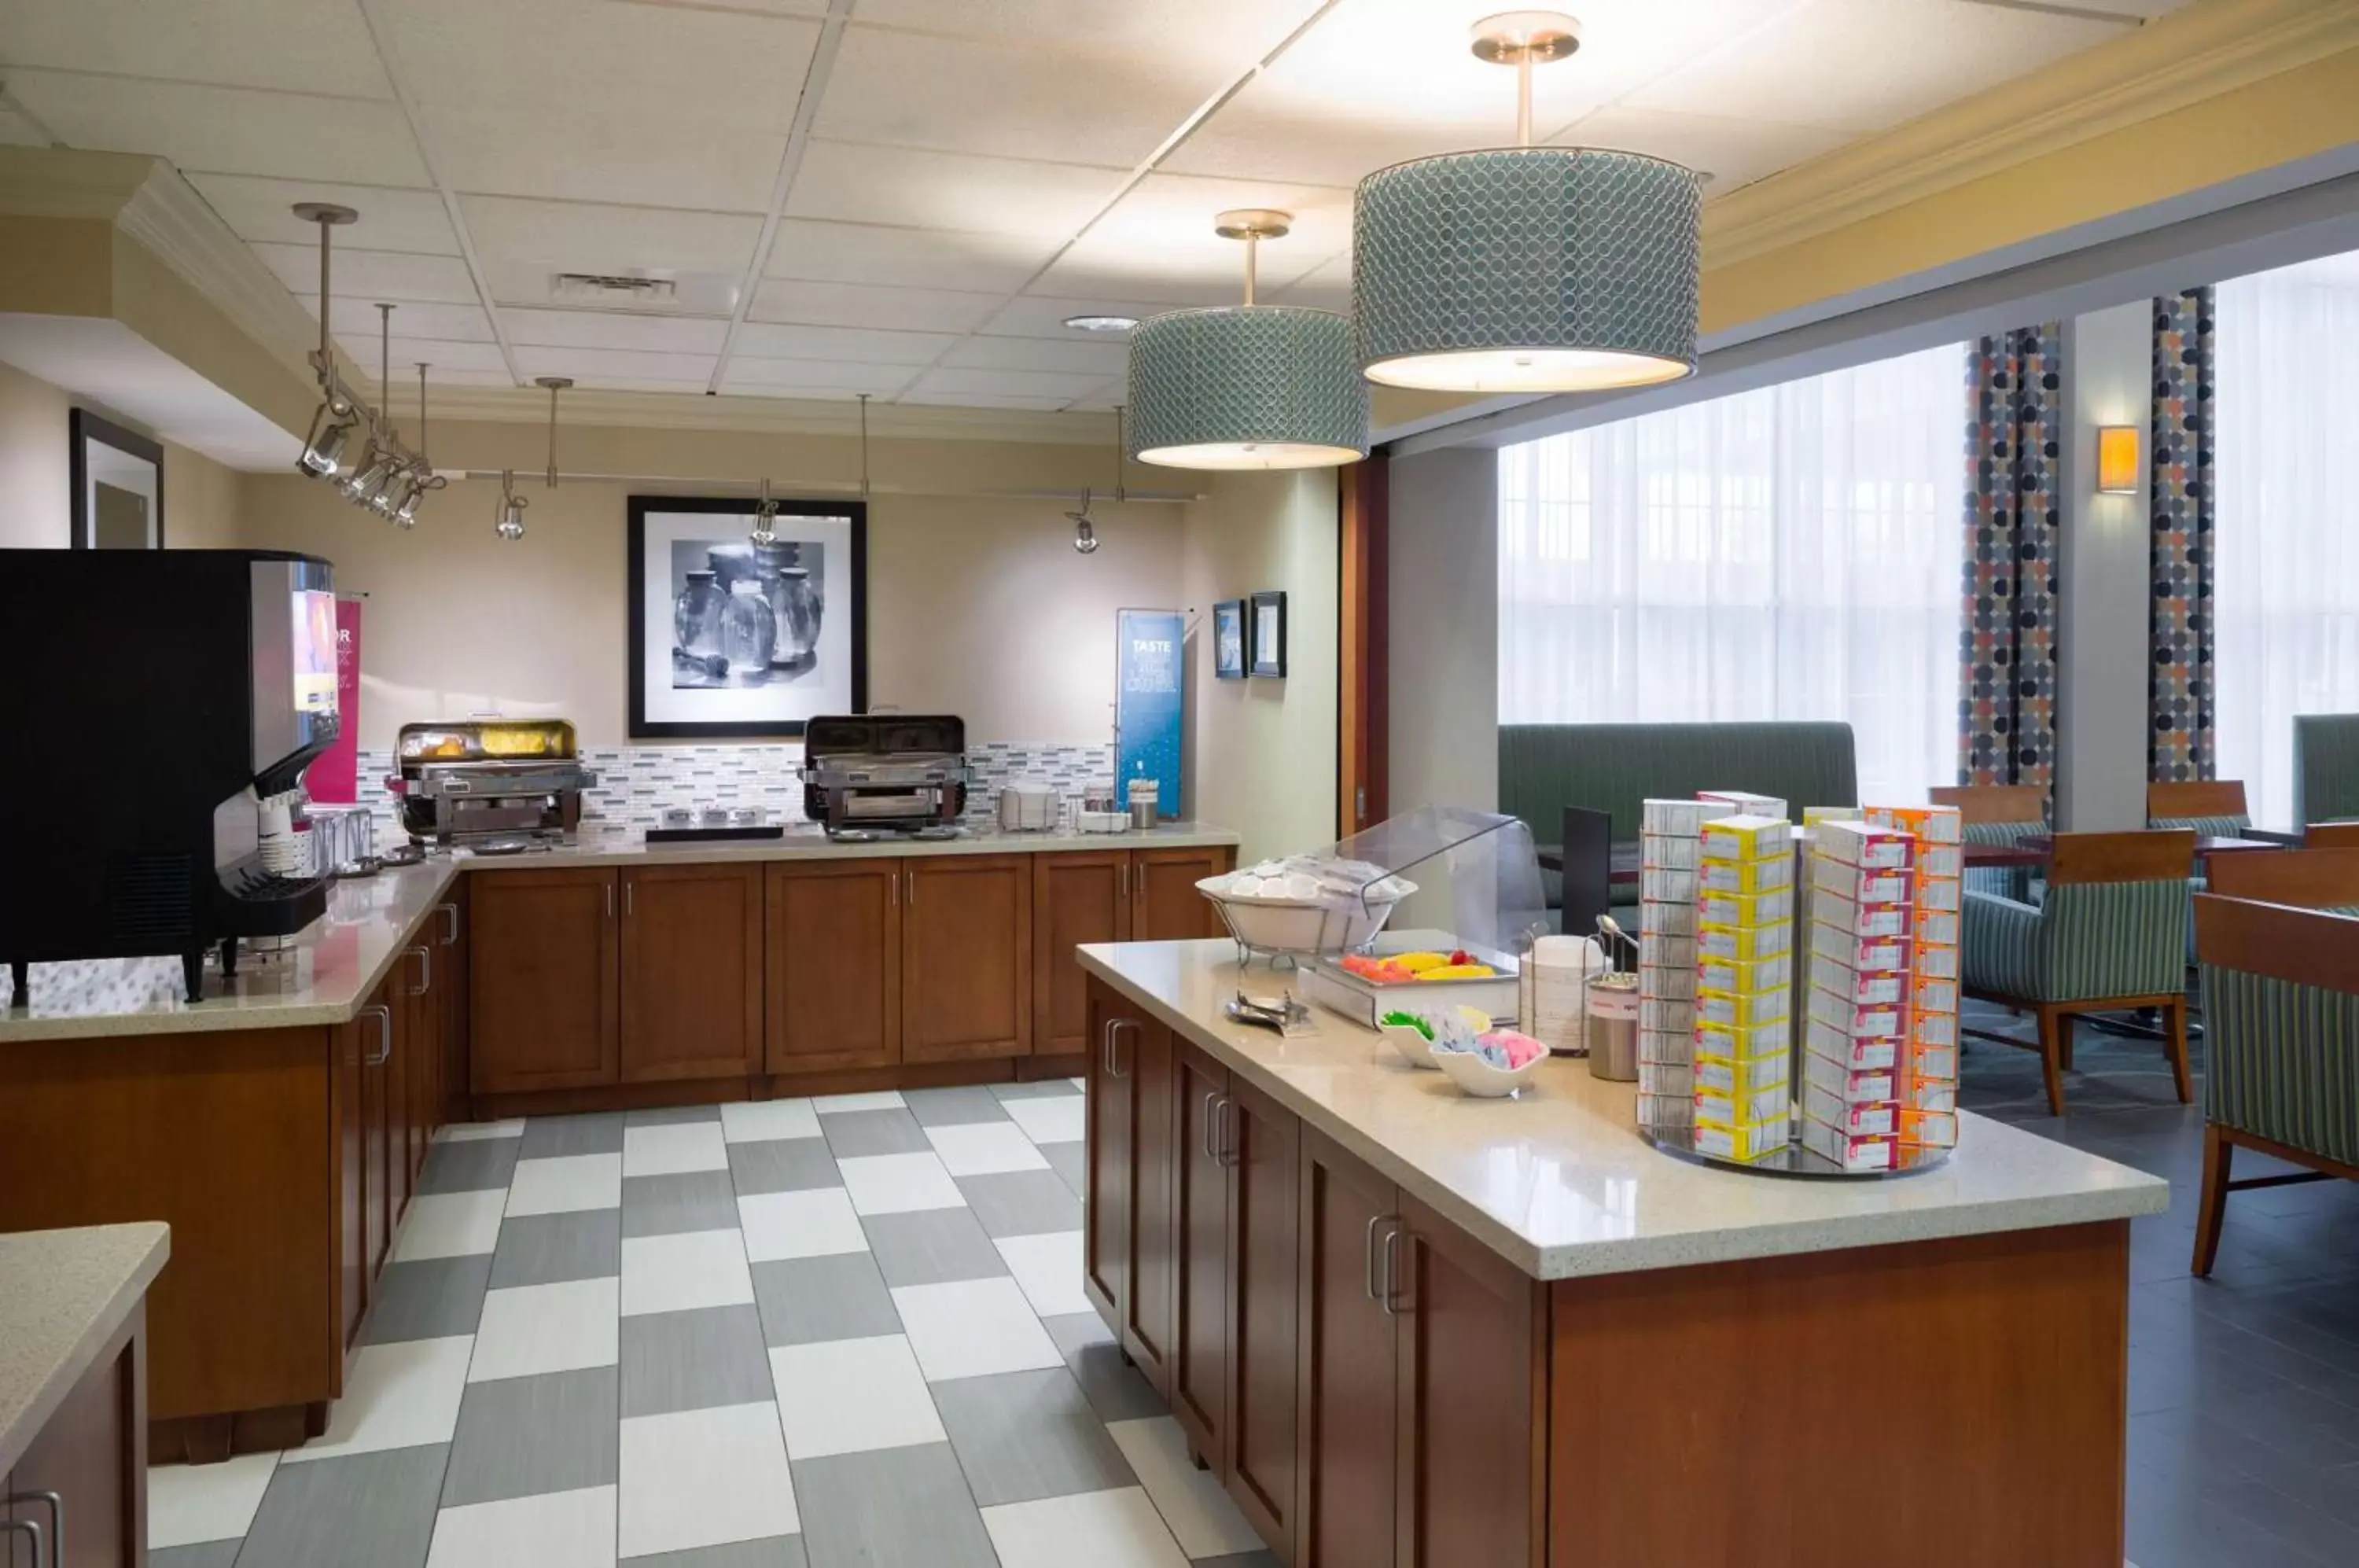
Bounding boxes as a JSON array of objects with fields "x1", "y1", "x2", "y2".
[{"x1": 1522, "y1": 934, "x2": 1607, "y2": 1056}]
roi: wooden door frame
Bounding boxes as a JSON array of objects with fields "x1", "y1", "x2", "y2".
[{"x1": 1340, "y1": 454, "x2": 1389, "y2": 839}]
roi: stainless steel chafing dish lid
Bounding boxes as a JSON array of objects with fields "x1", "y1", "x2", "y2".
[{"x1": 396, "y1": 719, "x2": 580, "y2": 766}]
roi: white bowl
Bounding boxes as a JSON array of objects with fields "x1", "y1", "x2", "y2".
[
  {"x1": 1196, "y1": 876, "x2": 1414, "y2": 955},
  {"x1": 1378, "y1": 1022, "x2": 1441, "y2": 1069},
  {"x1": 1434, "y1": 1048, "x2": 1546, "y2": 1099}
]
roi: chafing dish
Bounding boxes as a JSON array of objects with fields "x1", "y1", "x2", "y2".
[
  {"x1": 387, "y1": 719, "x2": 598, "y2": 845},
  {"x1": 801, "y1": 715, "x2": 970, "y2": 838}
]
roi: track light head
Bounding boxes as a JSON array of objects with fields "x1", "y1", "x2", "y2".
[{"x1": 298, "y1": 399, "x2": 356, "y2": 478}]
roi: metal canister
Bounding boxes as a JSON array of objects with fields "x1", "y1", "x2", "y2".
[{"x1": 1583, "y1": 972, "x2": 1641, "y2": 1082}]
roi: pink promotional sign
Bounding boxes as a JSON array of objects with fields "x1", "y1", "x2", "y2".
[{"x1": 304, "y1": 596, "x2": 362, "y2": 803}]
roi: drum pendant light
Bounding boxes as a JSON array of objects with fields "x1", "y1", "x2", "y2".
[
  {"x1": 1353, "y1": 10, "x2": 1702, "y2": 394},
  {"x1": 1127, "y1": 209, "x2": 1368, "y2": 471}
]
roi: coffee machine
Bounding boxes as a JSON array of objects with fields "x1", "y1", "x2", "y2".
[{"x1": 0, "y1": 548, "x2": 343, "y2": 1003}]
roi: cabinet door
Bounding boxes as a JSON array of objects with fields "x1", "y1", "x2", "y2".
[
  {"x1": 1224, "y1": 1077, "x2": 1301, "y2": 1555},
  {"x1": 902, "y1": 854, "x2": 1032, "y2": 1063},
  {"x1": 767, "y1": 860, "x2": 900, "y2": 1076},
  {"x1": 359, "y1": 996, "x2": 395, "y2": 1285},
  {"x1": 1393, "y1": 1193, "x2": 1543, "y2": 1568},
  {"x1": 1123, "y1": 1013, "x2": 1177, "y2": 1391},
  {"x1": 334, "y1": 1015, "x2": 367, "y2": 1360},
  {"x1": 469, "y1": 868, "x2": 620, "y2": 1094},
  {"x1": 385, "y1": 967, "x2": 413, "y2": 1221},
  {"x1": 1082, "y1": 982, "x2": 1132, "y2": 1331},
  {"x1": 623, "y1": 863, "x2": 764, "y2": 1083},
  {"x1": 1295, "y1": 1126, "x2": 1399, "y2": 1568},
  {"x1": 1134, "y1": 847, "x2": 1234, "y2": 940},
  {"x1": 6, "y1": 1309, "x2": 138, "y2": 1568},
  {"x1": 1032, "y1": 851, "x2": 1132, "y2": 1057},
  {"x1": 1170, "y1": 1043, "x2": 1228, "y2": 1466},
  {"x1": 436, "y1": 886, "x2": 469, "y2": 1125},
  {"x1": 401, "y1": 942, "x2": 436, "y2": 1186}
]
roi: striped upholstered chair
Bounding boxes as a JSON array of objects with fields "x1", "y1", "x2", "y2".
[
  {"x1": 2146, "y1": 779, "x2": 2252, "y2": 840},
  {"x1": 1961, "y1": 830, "x2": 2196, "y2": 1117},
  {"x1": 1932, "y1": 783, "x2": 2047, "y2": 903},
  {"x1": 2192, "y1": 893, "x2": 2359, "y2": 1276}
]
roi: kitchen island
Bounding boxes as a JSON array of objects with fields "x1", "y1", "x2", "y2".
[{"x1": 1076, "y1": 938, "x2": 2169, "y2": 1568}]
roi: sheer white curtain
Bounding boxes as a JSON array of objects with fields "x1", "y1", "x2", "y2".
[
  {"x1": 2215, "y1": 256, "x2": 2359, "y2": 828},
  {"x1": 1497, "y1": 343, "x2": 1967, "y2": 804}
]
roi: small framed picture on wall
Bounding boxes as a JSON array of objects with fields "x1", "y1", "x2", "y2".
[
  {"x1": 1213, "y1": 599, "x2": 1249, "y2": 680},
  {"x1": 1249, "y1": 590, "x2": 1286, "y2": 679}
]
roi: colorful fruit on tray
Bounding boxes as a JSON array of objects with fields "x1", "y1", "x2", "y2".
[{"x1": 1343, "y1": 950, "x2": 1495, "y2": 985}]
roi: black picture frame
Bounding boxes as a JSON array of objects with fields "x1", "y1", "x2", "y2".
[
  {"x1": 1249, "y1": 590, "x2": 1287, "y2": 679},
  {"x1": 1213, "y1": 599, "x2": 1249, "y2": 680},
  {"x1": 69, "y1": 408, "x2": 164, "y2": 550},
  {"x1": 627, "y1": 494, "x2": 867, "y2": 738}
]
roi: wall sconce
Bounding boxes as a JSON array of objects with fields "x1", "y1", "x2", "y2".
[{"x1": 2096, "y1": 425, "x2": 2141, "y2": 495}]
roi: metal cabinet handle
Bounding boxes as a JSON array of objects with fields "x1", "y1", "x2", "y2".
[
  {"x1": 362, "y1": 1003, "x2": 392, "y2": 1065},
  {"x1": 0, "y1": 1518, "x2": 43, "y2": 1568},
  {"x1": 1201, "y1": 1091, "x2": 1220, "y2": 1160},
  {"x1": 6, "y1": 1490, "x2": 60, "y2": 1567},
  {"x1": 1219, "y1": 1096, "x2": 1239, "y2": 1168},
  {"x1": 888, "y1": 869, "x2": 897, "y2": 907},
  {"x1": 407, "y1": 944, "x2": 431, "y2": 998},
  {"x1": 1380, "y1": 1225, "x2": 1405, "y2": 1317},
  {"x1": 907, "y1": 868, "x2": 916, "y2": 904},
  {"x1": 1103, "y1": 1017, "x2": 1138, "y2": 1080},
  {"x1": 436, "y1": 900, "x2": 459, "y2": 947},
  {"x1": 1119, "y1": 862, "x2": 1129, "y2": 900},
  {"x1": 605, "y1": 880, "x2": 614, "y2": 918},
  {"x1": 1135, "y1": 863, "x2": 1146, "y2": 902},
  {"x1": 1364, "y1": 1213, "x2": 1387, "y2": 1301},
  {"x1": 625, "y1": 880, "x2": 635, "y2": 917}
]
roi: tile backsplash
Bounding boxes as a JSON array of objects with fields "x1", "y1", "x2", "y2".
[{"x1": 348, "y1": 740, "x2": 1117, "y2": 836}]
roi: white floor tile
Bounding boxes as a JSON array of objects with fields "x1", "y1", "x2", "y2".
[
  {"x1": 620, "y1": 1228, "x2": 755, "y2": 1316},
  {"x1": 720, "y1": 1098, "x2": 821, "y2": 1143},
  {"x1": 738, "y1": 1187, "x2": 869, "y2": 1263},
  {"x1": 394, "y1": 1190, "x2": 506, "y2": 1263},
  {"x1": 837, "y1": 1151, "x2": 966, "y2": 1216},
  {"x1": 435, "y1": 1119, "x2": 525, "y2": 1143},
  {"x1": 1067, "y1": 1077, "x2": 1085, "y2": 1090},
  {"x1": 981, "y1": 1485, "x2": 1189, "y2": 1568},
  {"x1": 813, "y1": 1090, "x2": 906, "y2": 1114},
  {"x1": 767, "y1": 1334, "x2": 946, "y2": 1459},
  {"x1": 889, "y1": 1277, "x2": 1062, "y2": 1382},
  {"x1": 506, "y1": 1152, "x2": 623, "y2": 1216},
  {"x1": 622, "y1": 1120, "x2": 729, "y2": 1177},
  {"x1": 926, "y1": 1121, "x2": 1051, "y2": 1177},
  {"x1": 995, "y1": 1231, "x2": 1092, "y2": 1318},
  {"x1": 147, "y1": 1450, "x2": 279, "y2": 1548},
  {"x1": 1106, "y1": 1416, "x2": 1264, "y2": 1557},
  {"x1": 619, "y1": 1401, "x2": 798, "y2": 1558},
  {"x1": 282, "y1": 1336, "x2": 473, "y2": 1463},
  {"x1": 1002, "y1": 1096, "x2": 1086, "y2": 1146},
  {"x1": 469, "y1": 1277, "x2": 620, "y2": 1382},
  {"x1": 427, "y1": 1484, "x2": 616, "y2": 1568}
]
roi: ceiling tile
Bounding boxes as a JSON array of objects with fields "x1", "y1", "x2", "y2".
[
  {"x1": 421, "y1": 104, "x2": 785, "y2": 212},
  {"x1": 907, "y1": 366, "x2": 1107, "y2": 401},
  {"x1": 720, "y1": 359, "x2": 921, "y2": 395},
  {"x1": 1064, "y1": 381, "x2": 1130, "y2": 412},
  {"x1": 6, "y1": 72, "x2": 429, "y2": 185},
  {"x1": 761, "y1": 219, "x2": 1055, "y2": 294},
  {"x1": 1263, "y1": 253, "x2": 1352, "y2": 315},
  {"x1": 0, "y1": 106, "x2": 50, "y2": 147},
  {"x1": 333, "y1": 335, "x2": 512, "y2": 375},
  {"x1": 1039, "y1": 171, "x2": 1348, "y2": 304},
  {"x1": 562, "y1": 377, "x2": 717, "y2": 396},
  {"x1": 255, "y1": 244, "x2": 480, "y2": 304},
  {"x1": 786, "y1": 139, "x2": 1127, "y2": 237},
  {"x1": 730, "y1": 322, "x2": 956, "y2": 365},
  {"x1": 749, "y1": 279, "x2": 1007, "y2": 334},
  {"x1": 410, "y1": 366, "x2": 519, "y2": 387},
  {"x1": 851, "y1": 0, "x2": 1302, "y2": 66},
  {"x1": 460, "y1": 196, "x2": 764, "y2": 278},
  {"x1": 941, "y1": 335, "x2": 1128, "y2": 375},
  {"x1": 0, "y1": 0, "x2": 394, "y2": 98},
  {"x1": 896, "y1": 388, "x2": 1076, "y2": 410},
  {"x1": 302, "y1": 298, "x2": 495, "y2": 343},
  {"x1": 1625, "y1": 0, "x2": 2120, "y2": 134},
  {"x1": 512, "y1": 345, "x2": 719, "y2": 382},
  {"x1": 1549, "y1": 105, "x2": 1852, "y2": 196},
  {"x1": 977, "y1": 294, "x2": 1173, "y2": 340},
  {"x1": 478, "y1": 260, "x2": 741, "y2": 317},
  {"x1": 502, "y1": 309, "x2": 731, "y2": 354},
  {"x1": 187, "y1": 174, "x2": 458, "y2": 255}
]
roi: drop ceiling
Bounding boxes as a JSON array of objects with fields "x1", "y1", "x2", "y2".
[{"x1": 0, "y1": 0, "x2": 2188, "y2": 413}]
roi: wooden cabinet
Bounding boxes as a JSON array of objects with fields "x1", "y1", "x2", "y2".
[
  {"x1": 359, "y1": 988, "x2": 398, "y2": 1286},
  {"x1": 1222, "y1": 1077, "x2": 1300, "y2": 1554},
  {"x1": 1082, "y1": 986, "x2": 1132, "y2": 1328},
  {"x1": 623, "y1": 863, "x2": 763, "y2": 1082},
  {"x1": 1134, "y1": 846, "x2": 1231, "y2": 940},
  {"x1": 333, "y1": 1013, "x2": 368, "y2": 1362},
  {"x1": 1171, "y1": 1043, "x2": 1229, "y2": 1464},
  {"x1": 767, "y1": 860, "x2": 901, "y2": 1075},
  {"x1": 4, "y1": 1303, "x2": 145, "y2": 1568},
  {"x1": 1033, "y1": 851, "x2": 1131, "y2": 1057},
  {"x1": 469, "y1": 867, "x2": 619, "y2": 1094},
  {"x1": 902, "y1": 854, "x2": 1032, "y2": 1063},
  {"x1": 1297, "y1": 1125, "x2": 1401, "y2": 1568},
  {"x1": 434, "y1": 885, "x2": 469, "y2": 1126},
  {"x1": 399, "y1": 940, "x2": 438, "y2": 1189},
  {"x1": 1082, "y1": 980, "x2": 1177, "y2": 1391}
]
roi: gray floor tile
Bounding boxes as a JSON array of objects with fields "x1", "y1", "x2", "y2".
[
  {"x1": 237, "y1": 1443, "x2": 448, "y2": 1568},
  {"x1": 929, "y1": 1367, "x2": 1135, "y2": 1506},
  {"x1": 628, "y1": 1102, "x2": 724, "y2": 1126},
  {"x1": 819, "y1": 1107, "x2": 932, "y2": 1158},
  {"x1": 521, "y1": 1111, "x2": 627, "y2": 1158},
  {"x1": 361, "y1": 1253, "x2": 492, "y2": 1345},
  {"x1": 441, "y1": 1365, "x2": 619, "y2": 1508},
  {"x1": 621, "y1": 1302, "x2": 777, "y2": 1419},
  {"x1": 624, "y1": 1170, "x2": 743, "y2": 1238},
  {"x1": 490, "y1": 1207, "x2": 622, "y2": 1289},
  {"x1": 860, "y1": 1206, "x2": 1009, "y2": 1287},
  {"x1": 791, "y1": 1442, "x2": 998, "y2": 1568},
  {"x1": 991, "y1": 1079, "x2": 1083, "y2": 1101},
  {"x1": 956, "y1": 1170, "x2": 1082, "y2": 1239},
  {"x1": 414, "y1": 1137, "x2": 520, "y2": 1195},
  {"x1": 1041, "y1": 1312, "x2": 1167, "y2": 1423},
  {"x1": 903, "y1": 1086, "x2": 1010, "y2": 1127},
  {"x1": 150, "y1": 1544, "x2": 241, "y2": 1568},
  {"x1": 1041, "y1": 1139, "x2": 1087, "y2": 1198},
  {"x1": 752, "y1": 1253, "x2": 902, "y2": 1348},
  {"x1": 627, "y1": 1540, "x2": 809, "y2": 1568},
  {"x1": 728, "y1": 1138, "x2": 843, "y2": 1196},
  {"x1": 1197, "y1": 1555, "x2": 1282, "y2": 1568}
]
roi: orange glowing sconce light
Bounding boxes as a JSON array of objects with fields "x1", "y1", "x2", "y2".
[{"x1": 2096, "y1": 425, "x2": 2140, "y2": 495}]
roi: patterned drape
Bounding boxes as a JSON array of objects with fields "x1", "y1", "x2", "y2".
[
  {"x1": 2150, "y1": 285, "x2": 2217, "y2": 782},
  {"x1": 1960, "y1": 326, "x2": 2063, "y2": 802}
]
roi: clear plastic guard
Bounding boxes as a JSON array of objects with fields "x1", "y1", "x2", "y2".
[{"x1": 1324, "y1": 805, "x2": 1551, "y2": 966}]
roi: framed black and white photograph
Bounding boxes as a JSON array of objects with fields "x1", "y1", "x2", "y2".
[
  {"x1": 70, "y1": 409, "x2": 164, "y2": 550},
  {"x1": 627, "y1": 495, "x2": 866, "y2": 738},
  {"x1": 1213, "y1": 599, "x2": 1249, "y2": 680},
  {"x1": 1249, "y1": 590, "x2": 1286, "y2": 679}
]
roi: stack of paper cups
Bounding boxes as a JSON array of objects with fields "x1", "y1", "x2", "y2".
[{"x1": 1523, "y1": 934, "x2": 1605, "y2": 1055}]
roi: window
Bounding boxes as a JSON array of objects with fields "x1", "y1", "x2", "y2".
[
  {"x1": 1498, "y1": 342, "x2": 1967, "y2": 804},
  {"x1": 2215, "y1": 254, "x2": 2359, "y2": 828}
]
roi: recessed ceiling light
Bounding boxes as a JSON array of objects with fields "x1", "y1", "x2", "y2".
[{"x1": 1063, "y1": 315, "x2": 1139, "y2": 334}]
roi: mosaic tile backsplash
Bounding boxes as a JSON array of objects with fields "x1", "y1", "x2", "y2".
[{"x1": 348, "y1": 741, "x2": 1119, "y2": 837}]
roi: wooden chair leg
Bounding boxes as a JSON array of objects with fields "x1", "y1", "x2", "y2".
[
  {"x1": 2056, "y1": 1010, "x2": 2075, "y2": 1072},
  {"x1": 2192, "y1": 1123, "x2": 2232, "y2": 1277},
  {"x1": 2165, "y1": 996, "x2": 2194, "y2": 1105},
  {"x1": 2035, "y1": 1007, "x2": 2067, "y2": 1117}
]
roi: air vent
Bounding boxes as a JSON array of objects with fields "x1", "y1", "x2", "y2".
[
  {"x1": 552, "y1": 273, "x2": 679, "y2": 304},
  {"x1": 105, "y1": 854, "x2": 193, "y2": 945}
]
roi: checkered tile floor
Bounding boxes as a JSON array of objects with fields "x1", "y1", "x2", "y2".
[{"x1": 149, "y1": 1083, "x2": 1277, "y2": 1568}]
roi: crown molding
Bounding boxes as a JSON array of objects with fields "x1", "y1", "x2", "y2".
[
  {"x1": 421, "y1": 383, "x2": 1123, "y2": 445},
  {"x1": 1702, "y1": 0, "x2": 2359, "y2": 266},
  {"x1": 114, "y1": 160, "x2": 322, "y2": 378}
]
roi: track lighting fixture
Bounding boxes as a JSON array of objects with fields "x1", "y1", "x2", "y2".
[
  {"x1": 290, "y1": 204, "x2": 440, "y2": 526},
  {"x1": 495, "y1": 470, "x2": 528, "y2": 542},
  {"x1": 750, "y1": 477, "x2": 779, "y2": 548},
  {"x1": 537, "y1": 377, "x2": 572, "y2": 488},
  {"x1": 1067, "y1": 489, "x2": 1099, "y2": 554}
]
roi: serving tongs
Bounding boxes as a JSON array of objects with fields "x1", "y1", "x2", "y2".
[{"x1": 1227, "y1": 990, "x2": 1316, "y2": 1038}]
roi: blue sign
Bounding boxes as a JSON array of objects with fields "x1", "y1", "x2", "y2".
[{"x1": 1116, "y1": 608, "x2": 1184, "y2": 821}]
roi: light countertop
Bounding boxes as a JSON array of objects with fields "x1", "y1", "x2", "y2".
[
  {"x1": 458, "y1": 821, "x2": 1239, "y2": 870},
  {"x1": 1076, "y1": 940, "x2": 2171, "y2": 1282},
  {"x1": 0, "y1": 1223, "x2": 169, "y2": 1475}
]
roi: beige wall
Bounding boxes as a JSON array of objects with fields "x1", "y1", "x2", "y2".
[
  {"x1": 163, "y1": 437, "x2": 241, "y2": 547},
  {"x1": 1388, "y1": 447, "x2": 1498, "y2": 819},
  {"x1": 1181, "y1": 469, "x2": 1339, "y2": 863},
  {"x1": 0, "y1": 355, "x2": 70, "y2": 547}
]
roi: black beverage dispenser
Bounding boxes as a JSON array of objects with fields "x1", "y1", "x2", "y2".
[{"x1": 0, "y1": 548, "x2": 342, "y2": 1002}]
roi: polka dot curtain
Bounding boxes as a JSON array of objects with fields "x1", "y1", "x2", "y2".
[
  {"x1": 1960, "y1": 325, "x2": 2063, "y2": 804},
  {"x1": 2149, "y1": 286, "x2": 2216, "y2": 784}
]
